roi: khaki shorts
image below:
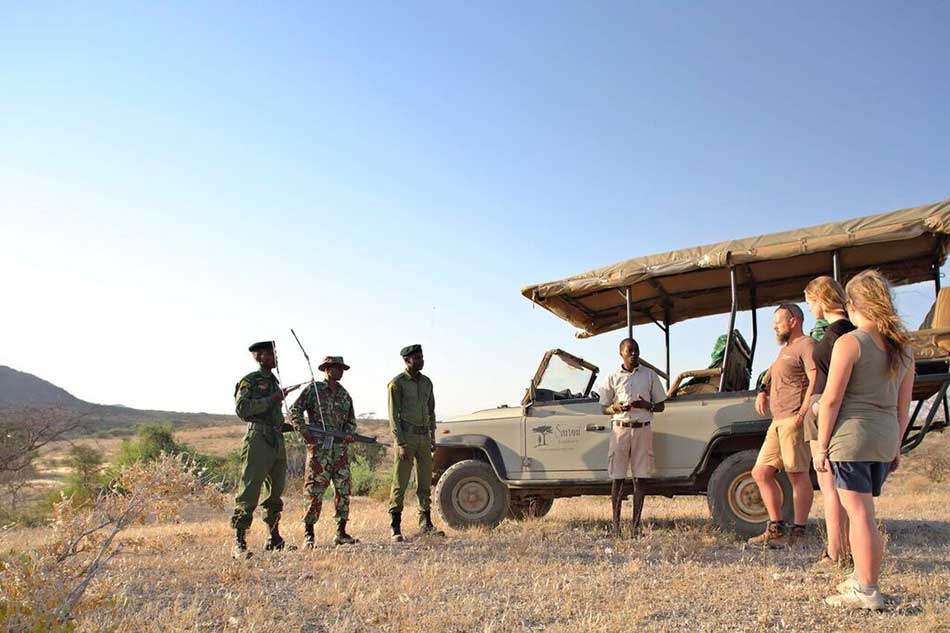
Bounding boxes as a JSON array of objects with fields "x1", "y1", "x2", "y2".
[
  {"x1": 755, "y1": 416, "x2": 810, "y2": 473},
  {"x1": 607, "y1": 424, "x2": 654, "y2": 479}
]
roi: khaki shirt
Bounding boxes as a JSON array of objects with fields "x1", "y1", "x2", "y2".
[
  {"x1": 388, "y1": 370, "x2": 435, "y2": 446},
  {"x1": 598, "y1": 365, "x2": 667, "y2": 424}
]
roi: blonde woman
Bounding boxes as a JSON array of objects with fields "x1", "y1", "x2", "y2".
[
  {"x1": 803, "y1": 276, "x2": 855, "y2": 567},
  {"x1": 816, "y1": 270, "x2": 914, "y2": 610}
]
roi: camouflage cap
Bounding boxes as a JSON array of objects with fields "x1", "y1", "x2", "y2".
[
  {"x1": 318, "y1": 356, "x2": 350, "y2": 371},
  {"x1": 400, "y1": 344, "x2": 422, "y2": 358},
  {"x1": 248, "y1": 341, "x2": 274, "y2": 353}
]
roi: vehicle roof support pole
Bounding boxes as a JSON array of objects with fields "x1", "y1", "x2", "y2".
[
  {"x1": 626, "y1": 287, "x2": 633, "y2": 340},
  {"x1": 664, "y1": 310, "x2": 671, "y2": 389},
  {"x1": 832, "y1": 250, "x2": 842, "y2": 282},
  {"x1": 749, "y1": 286, "x2": 758, "y2": 369},
  {"x1": 719, "y1": 265, "x2": 738, "y2": 393}
]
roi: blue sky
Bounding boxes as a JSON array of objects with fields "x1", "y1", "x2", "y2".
[{"x1": 2, "y1": 2, "x2": 948, "y2": 417}]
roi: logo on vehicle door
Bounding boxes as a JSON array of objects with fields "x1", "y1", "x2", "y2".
[
  {"x1": 532, "y1": 424, "x2": 581, "y2": 448},
  {"x1": 532, "y1": 425, "x2": 553, "y2": 447}
]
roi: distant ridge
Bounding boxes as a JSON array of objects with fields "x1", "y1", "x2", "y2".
[
  {"x1": 0, "y1": 365, "x2": 237, "y2": 432},
  {"x1": 0, "y1": 365, "x2": 83, "y2": 407}
]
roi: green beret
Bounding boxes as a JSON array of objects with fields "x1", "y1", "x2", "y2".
[
  {"x1": 248, "y1": 341, "x2": 274, "y2": 353},
  {"x1": 400, "y1": 344, "x2": 422, "y2": 358}
]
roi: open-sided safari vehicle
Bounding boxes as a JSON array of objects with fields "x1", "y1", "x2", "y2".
[{"x1": 433, "y1": 201, "x2": 950, "y2": 537}]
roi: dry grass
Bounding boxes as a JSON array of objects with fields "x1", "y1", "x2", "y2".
[{"x1": 3, "y1": 430, "x2": 949, "y2": 632}]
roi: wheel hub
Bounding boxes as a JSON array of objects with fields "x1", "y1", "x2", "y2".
[
  {"x1": 727, "y1": 471, "x2": 779, "y2": 523},
  {"x1": 454, "y1": 476, "x2": 494, "y2": 518}
]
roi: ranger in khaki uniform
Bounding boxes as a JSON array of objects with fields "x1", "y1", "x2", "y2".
[
  {"x1": 598, "y1": 338, "x2": 666, "y2": 537},
  {"x1": 230, "y1": 341, "x2": 301, "y2": 559},
  {"x1": 387, "y1": 344, "x2": 444, "y2": 541},
  {"x1": 288, "y1": 356, "x2": 359, "y2": 547}
]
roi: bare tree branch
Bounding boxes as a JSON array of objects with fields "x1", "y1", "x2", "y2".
[
  {"x1": 0, "y1": 405, "x2": 91, "y2": 474},
  {"x1": 55, "y1": 500, "x2": 138, "y2": 622}
]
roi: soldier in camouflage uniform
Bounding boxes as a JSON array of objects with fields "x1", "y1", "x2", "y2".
[
  {"x1": 230, "y1": 341, "x2": 301, "y2": 559},
  {"x1": 288, "y1": 356, "x2": 359, "y2": 547},
  {"x1": 388, "y1": 344, "x2": 444, "y2": 541}
]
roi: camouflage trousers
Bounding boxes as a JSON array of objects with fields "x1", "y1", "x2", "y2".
[{"x1": 304, "y1": 444, "x2": 351, "y2": 527}]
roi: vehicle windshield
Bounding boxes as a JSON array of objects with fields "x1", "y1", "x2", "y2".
[{"x1": 538, "y1": 352, "x2": 594, "y2": 399}]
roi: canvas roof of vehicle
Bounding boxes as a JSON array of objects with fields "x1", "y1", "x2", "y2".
[{"x1": 521, "y1": 200, "x2": 950, "y2": 337}]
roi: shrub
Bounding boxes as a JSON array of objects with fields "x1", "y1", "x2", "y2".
[
  {"x1": 349, "y1": 454, "x2": 384, "y2": 496},
  {"x1": 114, "y1": 423, "x2": 181, "y2": 467},
  {"x1": 0, "y1": 453, "x2": 225, "y2": 631}
]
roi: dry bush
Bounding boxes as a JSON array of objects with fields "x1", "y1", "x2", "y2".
[{"x1": 0, "y1": 453, "x2": 224, "y2": 631}]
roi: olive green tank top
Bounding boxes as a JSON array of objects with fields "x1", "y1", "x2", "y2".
[{"x1": 828, "y1": 330, "x2": 909, "y2": 462}]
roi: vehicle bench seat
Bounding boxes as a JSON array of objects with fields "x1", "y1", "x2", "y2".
[{"x1": 909, "y1": 288, "x2": 950, "y2": 361}]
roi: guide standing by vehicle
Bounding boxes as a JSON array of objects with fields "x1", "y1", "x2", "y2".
[
  {"x1": 388, "y1": 344, "x2": 444, "y2": 541},
  {"x1": 598, "y1": 338, "x2": 666, "y2": 536}
]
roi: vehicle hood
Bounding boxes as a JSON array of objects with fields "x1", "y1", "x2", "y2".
[{"x1": 444, "y1": 407, "x2": 523, "y2": 423}]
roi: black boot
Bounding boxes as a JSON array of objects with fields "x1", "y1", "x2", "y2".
[
  {"x1": 390, "y1": 511, "x2": 405, "y2": 543},
  {"x1": 631, "y1": 478, "x2": 646, "y2": 538},
  {"x1": 419, "y1": 510, "x2": 445, "y2": 536},
  {"x1": 610, "y1": 479, "x2": 624, "y2": 537},
  {"x1": 232, "y1": 528, "x2": 251, "y2": 559},
  {"x1": 334, "y1": 520, "x2": 359, "y2": 545},
  {"x1": 303, "y1": 523, "x2": 315, "y2": 550},
  {"x1": 265, "y1": 519, "x2": 297, "y2": 551}
]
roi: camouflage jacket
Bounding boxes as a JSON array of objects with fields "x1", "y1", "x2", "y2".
[
  {"x1": 234, "y1": 369, "x2": 284, "y2": 428},
  {"x1": 388, "y1": 370, "x2": 435, "y2": 446},
  {"x1": 288, "y1": 381, "x2": 356, "y2": 442}
]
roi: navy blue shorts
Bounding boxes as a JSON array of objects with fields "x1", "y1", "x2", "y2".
[{"x1": 831, "y1": 461, "x2": 891, "y2": 497}]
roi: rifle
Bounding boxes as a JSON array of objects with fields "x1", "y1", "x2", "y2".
[{"x1": 301, "y1": 425, "x2": 389, "y2": 447}]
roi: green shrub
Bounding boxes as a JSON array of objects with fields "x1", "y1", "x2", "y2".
[
  {"x1": 114, "y1": 423, "x2": 182, "y2": 467},
  {"x1": 60, "y1": 446, "x2": 109, "y2": 504}
]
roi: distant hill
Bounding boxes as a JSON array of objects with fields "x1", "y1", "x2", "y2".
[
  {"x1": 0, "y1": 366, "x2": 238, "y2": 435},
  {"x1": 0, "y1": 365, "x2": 83, "y2": 407}
]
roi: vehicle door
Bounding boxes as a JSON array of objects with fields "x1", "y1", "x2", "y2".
[{"x1": 521, "y1": 350, "x2": 611, "y2": 480}]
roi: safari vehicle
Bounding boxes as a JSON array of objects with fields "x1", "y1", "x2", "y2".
[{"x1": 433, "y1": 201, "x2": 950, "y2": 537}]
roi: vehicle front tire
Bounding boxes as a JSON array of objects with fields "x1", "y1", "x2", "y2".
[
  {"x1": 507, "y1": 497, "x2": 555, "y2": 521},
  {"x1": 435, "y1": 459, "x2": 510, "y2": 530},
  {"x1": 707, "y1": 449, "x2": 794, "y2": 538}
]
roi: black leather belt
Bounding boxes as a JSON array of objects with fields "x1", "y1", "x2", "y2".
[
  {"x1": 615, "y1": 420, "x2": 650, "y2": 429},
  {"x1": 247, "y1": 422, "x2": 280, "y2": 432}
]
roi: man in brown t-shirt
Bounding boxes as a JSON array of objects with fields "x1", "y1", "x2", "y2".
[{"x1": 749, "y1": 304, "x2": 817, "y2": 547}]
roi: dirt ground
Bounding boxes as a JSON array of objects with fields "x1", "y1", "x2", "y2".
[{"x1": 4, "y1": 430, "x2": 950, "y2": 632}]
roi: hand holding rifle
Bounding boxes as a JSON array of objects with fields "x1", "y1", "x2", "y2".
[{"x1": 269, "y1": 381, "x2": 305, "y2": 404}]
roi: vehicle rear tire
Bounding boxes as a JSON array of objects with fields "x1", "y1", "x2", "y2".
[
  {"x1": 507, "y1": 497, "x2": 555, "y2": 521},
  {"x1": 435, "y1": 459, "x2": 509, "y2": 530},
  {"x1": 707, "y1": 449, "x2": 794, "y2": 538}
]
